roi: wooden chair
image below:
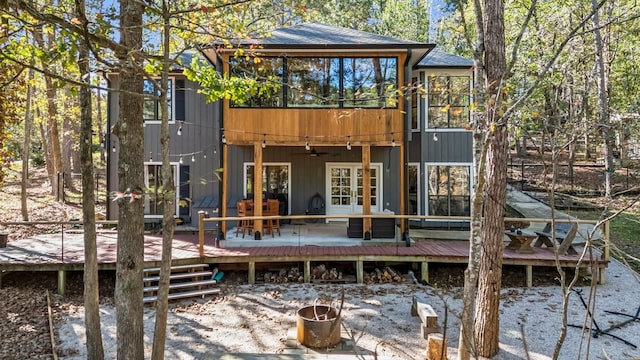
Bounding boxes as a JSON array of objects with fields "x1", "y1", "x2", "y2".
[
  {"x1": 235, "y1": 201, "x2": 253, "y2": 238},
  {"x1": 264, "y1": 199, "x2": 281, "y2": 237}
]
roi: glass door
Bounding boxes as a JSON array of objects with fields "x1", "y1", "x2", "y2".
[{"x1": 326, "y1": 163, "x2": 381, "y2": 219}]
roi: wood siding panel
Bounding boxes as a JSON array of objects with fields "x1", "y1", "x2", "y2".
[{"x1": 224, "y1": 108, "x2": 402, "y2": 146}]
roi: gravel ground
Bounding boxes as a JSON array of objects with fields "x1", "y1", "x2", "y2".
[{"x1": 49, "y1": 259, "x2": 640, "y2": 360}]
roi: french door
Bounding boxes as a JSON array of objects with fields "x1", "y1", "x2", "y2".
[{"x1": 326, "y1": 163, "x2": 381, "y2": 219}]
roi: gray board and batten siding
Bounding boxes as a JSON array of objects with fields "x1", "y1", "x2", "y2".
[
  {"x1": 225, "y1": 145, "x2": 403, "y2": 217},
  {"x1": 106, "y1": 76, "x2": 221, "y2": 222}
]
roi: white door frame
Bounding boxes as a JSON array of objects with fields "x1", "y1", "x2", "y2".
[{"x1": 325, "y1": 162, "x2": 382, "y2": 220}]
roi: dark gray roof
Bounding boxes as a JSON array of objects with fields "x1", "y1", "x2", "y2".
[
  {"x1": 417, "y1": 47, "x2": 474, "y2": 68},
  {"x1": 240, "y1": 22, "x2": 432, "y2": 50}
]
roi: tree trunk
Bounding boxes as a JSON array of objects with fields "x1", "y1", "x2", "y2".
[
  {"x1": 32, "y1": 26, "x2": 64, "y2": 197},
  {"x1": 151, "y1": 2, "x2": 175, "y2": 358},
  {"x1": 97, "y1": 87, "x2": 106, "y2": 163},
  {"x1": 76, "y1": 0, "x2": 104, "y2": 356},
  {"x1": 473, "y1": 0, "x2": 507, "y2": 357},
  {"x1": 591, "y1": 0, "x2": 613, "y2": 199},
  {"x1": 21, "y1": 69, "x2": 35, "y2": 221},
  {"x1": 114, "y1": 0, "x2": 145, "y2": 358},
  {"x1": 458, "y1": 1, "x2": 486, "y2": 358}
]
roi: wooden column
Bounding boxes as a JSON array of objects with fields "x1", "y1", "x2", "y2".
[
  {"x1": 362, "y1": 145, "x2": 371, "y2": 238},
  {"x1": 221, "y1": 142, "x2": 229, "y2": 238},
  {"x1": 399, "y1": 142, "x2": 406, "y2": 234},
  {"x1": 253, "y1": 143, "x2": 263, "y2": 238}
]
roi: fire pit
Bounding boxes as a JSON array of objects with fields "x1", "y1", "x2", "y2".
[{"x1": 296, "y1": 304, "x2": 341, "y2": 348}]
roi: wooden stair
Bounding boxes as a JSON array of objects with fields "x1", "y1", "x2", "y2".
[{"x1": 143, "y1": 263, "x2": 220, "y2": 304}]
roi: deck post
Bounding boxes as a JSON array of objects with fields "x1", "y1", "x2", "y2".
[
  {"x1": 304, "y1": 260, "x2": 310, "y2": 283},
  {"x1": 525, "y1": 265, "x2": 532, "y2": 287},
  {"x1": 362, "y1": 145, "x2": 371, "y2": 238},
  {"x1": 356, "y1": 260, "x2": 364, "y2": 284},
  {"x1": 57, "y1": 270, "x2": 66, "y2": 295},
  {"x1": 198, "y1": 211, "x2": 205, "y2": 257},
  {"x1": 248, "y1": 261, "x2": 255, "y2": 285},
  {"x1": 421, "y1": 261, "x2": 429, "y2": 284}
]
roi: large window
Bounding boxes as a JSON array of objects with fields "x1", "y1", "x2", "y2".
[
  {"x1": 244, "y1": 162, "x2": 290, "y2": 200},
  {"x1": 426, "y1": 165, "x2": 470, "y2": 216},
  {"x1": 230, "y1": 56, "x2": 398, "y2": 109},
  {"x1": 144, "y1": 163, "x2": 179, "y2": 217},
  {"x1": 343, "y1": 58, "x2": 397, "y2": 108},
  {"x1": 287, "y1": 57, "x2": 340, "y2": 107},
  {"x1": 230, "y1": 57, "x2": 283, "y2": 107},
  {"x1": 408, "y1": 163, "x2": 419, "y2": 216},
  {"x1": 143, "y1": 79, "x2": 172, "y2": 122},
  {"x1": 427, "y1": 75, "x2": 470, "y2": 128}
]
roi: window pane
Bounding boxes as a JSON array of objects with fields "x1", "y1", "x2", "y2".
[
  {"x1": 408, "y1": 164, "x2": 418, "y2": 215},
  {"x1": 427, "y1": 165, "x2": 470, "y2": 216},
  {"x1": 344, "y1": 58, "x2": 397, "y2": 108},
  {"x1": 287, "y1": 58, "x2": 340, "y2": 107},
  {"x1": 427, "y1": 75, "x2": 471, "y2": 128},
  {"x1": 144, "y1": 164, "x2": 176, "y2": 216},
  {"x1": 230, "y1": 57, "x2": 283, "y2": 107}
]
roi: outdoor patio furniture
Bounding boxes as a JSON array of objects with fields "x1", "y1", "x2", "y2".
[
  {"x1": 235, "y1": 201, "x2": 253, "y2": 238},
  {"x1": 504, "y1": 229, "x2": 538, "y2": 254},
  {"x1": 534, "y1": 221, "x2": 578, "y2": 255},
  {"x1": 264, "y1": 199, "x2": 281, "y2": 237}
]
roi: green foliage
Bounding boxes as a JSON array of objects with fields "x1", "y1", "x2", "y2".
[{"x1": 184, "y1": 58, "x2": 280, "y2": 105}]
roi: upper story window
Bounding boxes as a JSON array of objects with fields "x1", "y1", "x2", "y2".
[
  {"x1": 427, "y1": 75, "x2": 470, "y2": 128},
  {"x1": 143, "y1": 79, "x2": 173, "y2": 122},
  {"x1": 230, "y1": 56, "x2": 398, "y2": 109}
]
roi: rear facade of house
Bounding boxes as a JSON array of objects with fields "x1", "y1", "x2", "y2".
[{"x1": 105, "y1": 23, "x2": 474, "y2": 236}]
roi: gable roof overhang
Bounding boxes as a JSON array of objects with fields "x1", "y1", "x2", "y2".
[
  {"x1": 415, "y1": 47, "x2": 474, "y2": 69},
  {"x1": 201, "y1": 23, "x2": 434, "y2": 69}
]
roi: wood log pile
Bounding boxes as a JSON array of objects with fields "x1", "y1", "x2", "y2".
[
  {"x1": 363, "y1": 266, "x2": 406, "y2": 284},
  {"x1": 262, "y1": 267, "x2": 304, "y2": 283},
  {"x1": 311, "y1": 264, "x2": 343, "y2": 282}
]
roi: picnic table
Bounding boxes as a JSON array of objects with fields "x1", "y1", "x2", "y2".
[{"x1": 504, "y1": 229, "x2": 538, "y2": 254}]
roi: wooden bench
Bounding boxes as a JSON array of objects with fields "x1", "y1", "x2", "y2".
[
  {"x1": 411, "y1": 296, "x2": 441, "y2": 339},
  {"x1": 534, "y1": 221, "x2": 578, "y2": 255}
]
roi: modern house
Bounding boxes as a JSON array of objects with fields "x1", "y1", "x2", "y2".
[{"x1": 106, "y1": 23, "x2": 474, "y2": 239}]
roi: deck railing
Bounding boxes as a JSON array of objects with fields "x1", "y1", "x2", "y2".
[{"x1": 197, "y1": 212, "x2": 610, "y2": 264}]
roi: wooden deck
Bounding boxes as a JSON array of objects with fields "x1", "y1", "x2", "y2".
[{"x1": 0, "y1": 226, "x2": 608, "y2": 289}]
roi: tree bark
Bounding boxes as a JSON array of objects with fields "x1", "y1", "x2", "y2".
[
  {"x1": 21, "y1": 69, "x2": 35, "y2": 221},
  {"x1": 32, "y1": 26, "x2": 64, "y2": 198},
  {"x1": 151, "y1": 1, "x2": 175, "y2": 358},
  {"x1": 76, "y1": 0, "x2": 104, "y2": 356},
  {"x1": 114, "y1": 0, "x2": 145, "y2": 358},
  {"x1": 591, "y1": 0, "x2": 613, "y2": 199},
  {"x1": 458, "y1": 1, "x2": 486, "y2": 358},
  {"x1": 473, "y1": 0, "x2": 507, "y2": 357}
]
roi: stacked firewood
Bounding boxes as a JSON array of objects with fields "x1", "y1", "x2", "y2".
[
  {"x1": 262, "y1": 267, "x2": 304, "y2": 283},
  {"x1": 363, "y1": 266, "x2": 405, "y2": 284},
  {"x1": 311, "y1": 264, "x2": 343, "y2": 281}
]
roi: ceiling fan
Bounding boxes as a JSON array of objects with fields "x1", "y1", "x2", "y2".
[{"x1": 297, "y1": 148, "x2": 338, "y2": 157}]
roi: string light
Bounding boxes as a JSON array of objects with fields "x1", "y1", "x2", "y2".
[
  {"x1": 112, "y1": 144, "x2": 116, "y2": 153},
  {"x1": 391, "y1": 136, "x2": 396, "y2": 147},
  {"x1": 433, "y1": 132, "x2": 438, "y2": 142},
  {"x1": 149, "y1": 152, "x2": 153, "y2": 162},
  {"x1": 262, "y1": 134, "x2": 266, "y2": 149},
  {"x1": 346, "y1": 136, "x2": 351, "y2": 151},
  {"x1": 191, "y1": 154, "x2": 195, "y2": 162},
  {"x1": 305, "y1": 136, "x2": 310, "y2": 151},
  {"x1": 177, "y1": 121, "x2": 183, "y2": 136},
  {"x1": 179, "y1": 155, "x2": 183, "y2": 164},
  {"x1": 204, "y1": 151, "x2": 208, "y2": 158}
]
